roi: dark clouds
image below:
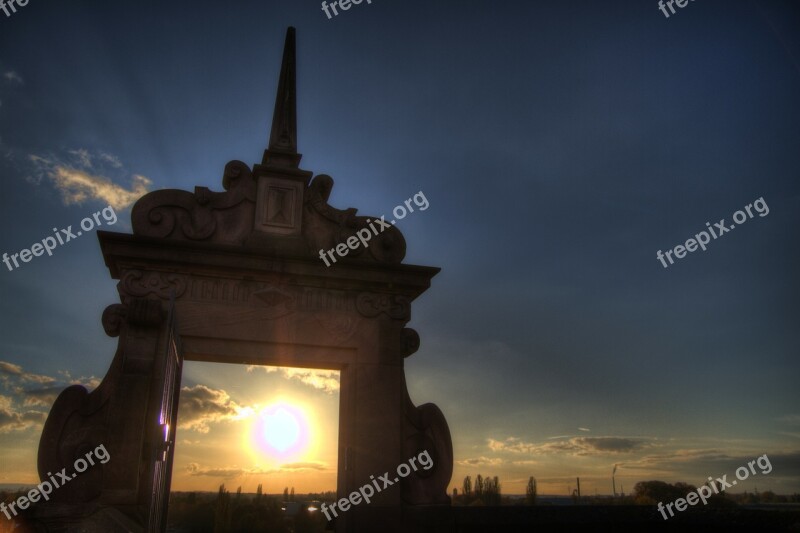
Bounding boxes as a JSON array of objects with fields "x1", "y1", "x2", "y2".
[
  {"x1": 0, "y1": 360, "x2": 97, "y2": 433},
  {"x1": 488, "y1": 436, "x2": 651, "y2": 456},
  {"x1": 177, "y1": 385, "x2": 246, "y2": 433},
  {"x1": 0, "y1": 361, "x2": 56, "y2": 385},
  {"x1": 0, "y1": 395, "x2": 46, "y2": 433}
]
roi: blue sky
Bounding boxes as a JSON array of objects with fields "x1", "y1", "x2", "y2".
[{"x1": 1, "y1": 0, "x2": 799, "y2": 495}]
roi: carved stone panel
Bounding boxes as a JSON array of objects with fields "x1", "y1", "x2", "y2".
[{"x1": 255, "y1": 177, "x2": 305, "y2": 236}]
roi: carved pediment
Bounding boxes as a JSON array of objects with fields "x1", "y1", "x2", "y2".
[{"x1": 130, "y1": 163, "x2": 406, "y2": 264}]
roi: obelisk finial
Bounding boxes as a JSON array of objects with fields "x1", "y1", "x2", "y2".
[{"x1": 263, "y1": 27, "x2": 299, "y2": 167}]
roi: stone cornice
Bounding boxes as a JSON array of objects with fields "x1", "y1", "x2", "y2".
[{"x1": 98, "y1": 230, "x2": 439, "y2": 299}]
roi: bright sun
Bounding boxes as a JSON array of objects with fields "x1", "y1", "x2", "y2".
[
  {"x1": 248, "y1": 401, "x2": 312, "y2": 461},
  {"x1": 263, "y1": 407, "x2": 300, "y2": 452}
]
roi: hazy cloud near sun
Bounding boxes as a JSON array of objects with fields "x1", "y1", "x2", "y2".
[
  {"x1": 457, "y1": 456, "x2": 505, "y2": 467},
  {"x1": 186, "y1": 463, "x2": 254, "y2": 478},
  {"x1": 246, "y1": 365, "x2": 340, "y2": 394},
  {"x1": 279, "y1": 462, "x2": 327, "y2": 471},
  {"x1": 186, "y1": 461, "x2": 328, "y2": 478},
  {"x1": 177, "y1": 376, "x2": 339, "y2": 435}
]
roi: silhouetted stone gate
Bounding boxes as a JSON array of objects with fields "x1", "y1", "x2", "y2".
[{"x1": 34, "y1": 28, "x2": 452, "y2": 533}]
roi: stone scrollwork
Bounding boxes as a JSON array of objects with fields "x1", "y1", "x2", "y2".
[
  {"x1": 313, "y1": 312, "x2": 359, "y2": 344},
  {"x1": 356, "y1": 292, "x2": 411, "y2": 320},
  {"x1": 402, "y1": 387, "x2": 454, "y2": 505},
  {"x1": 304, "y1": 173, "x2": 407, "y2": 264},
  {"x1": 131, "y1": 160, "x2": 257, "y2": 245},
  {"x1": 119, "y1": 270, "x2": 187, "y2": 300}
]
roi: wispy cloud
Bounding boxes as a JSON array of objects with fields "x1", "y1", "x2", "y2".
[
  {"x1": 619, "y1": 448, "x2": 740, "y2": 472},
  {"x1": 186, "y1": 461, "x2": 328, "y2": 478},
  {"x1": 68, "y1": 149, "x2": 93, "y2": 168},
  {"x1": 98, "y1": 152, "x2": 123, "y2": 168},
  {"x1": 246, "y1": 365, "x2": 340, "y2": 394},
  {"x1": 0, "y1": 361, "x2": 56, "y2": 385},
  {"x1": 3, "y1": 71, "x2": 23, "y2": 84},
  {"x1": 186, "y1": 463, "x2": 254, "y2": 478},
  {"x1": 65, "y1": 149, "x2": 123, "y2": 170},
  {"x1": 457, "y1": 456, "x2": 505, "y2": 467},
  {"x1": 777, "y1": 415, "x2": 800, "y2": 426},
  {"x1": 618, "y1": 449, "x2": 800, "y2": 481},
  {"x1": 20, "y1": 386, "x2": 69, "y2": 407},
  {"x1": 27, "y1": 150, "x2": 152, "y2": 209},
  {"x1": 50, "y1": 167, "x2": 151, "y2": 210},
  {"x1": 279, "y1": 462, "x2": 327, "y2": 472},
  {"x1": 488, "y1": 436, "x2": 650, "y2": 456},
  {"x1": 54, "y1": 369, "x2": 101, "y2": 387}
]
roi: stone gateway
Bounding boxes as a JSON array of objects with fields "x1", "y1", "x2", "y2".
[{"x1": 33, "y1": 27, "x2": 452, "y2": 533}]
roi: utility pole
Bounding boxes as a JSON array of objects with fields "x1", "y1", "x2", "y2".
[{"x1": 612, "y1": 464, "x2": 618, "y2": 498}]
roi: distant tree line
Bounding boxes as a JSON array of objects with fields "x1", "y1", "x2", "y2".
[
  {"x1": 165, "y1": 483, "x2": 329, "y2": 532},
  {"x1": 453, "y1": 476, "x2": 799, "y2": 508},
  {"x1": 457, "y1": 474, "x2": 503, "y2": 505}
]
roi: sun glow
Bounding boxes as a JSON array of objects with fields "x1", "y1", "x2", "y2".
[
  {"x1": 263, "y1": 407, "x2": 300, "y2": 452},
  {"x1": 247, "y1": 400, "x2": 315, "y2": 462}
]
